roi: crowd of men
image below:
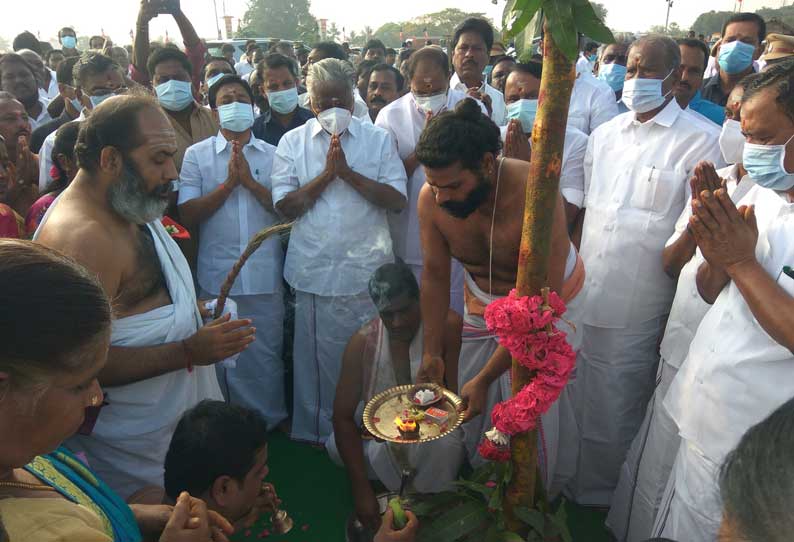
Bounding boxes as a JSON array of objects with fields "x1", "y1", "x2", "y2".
[{"x1": 3, "y1": 3, "x2": 794, "y2": 541}]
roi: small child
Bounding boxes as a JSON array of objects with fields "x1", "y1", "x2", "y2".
[{"x1": 164, "y1": 400, "x2": 279, "y2": 529}]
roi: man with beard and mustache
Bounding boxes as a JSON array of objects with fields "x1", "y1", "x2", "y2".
[
  {"x1": 0, "y1": 53, "x2": 52, "y2": 130},
  {"x1": 0, "y1": 93, "x2": 39, "y2": 216},
  {"x1": 366, "y1": 64, "x2": 403, "y2": 122},
  {"x1": 675, "y1": 38, "x2": 725, "y2": 126},
  {"x1": 34, "y1": 94, "x2": 255, "y2": 498},
  {"x1": 415, "y1": 98, "x2": 585, "y2": 494}
]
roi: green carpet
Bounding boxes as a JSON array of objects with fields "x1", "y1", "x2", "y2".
[{"x1": 234, "y1": 432, "x2": 609, "y2": 542}]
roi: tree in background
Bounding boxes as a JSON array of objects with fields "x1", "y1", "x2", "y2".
[
  {"x1": 0, "y1": 36, "x2": 10, "y2": 53},
  {"x1": 373, "y1": 8, "x2": 492, "y2": 47},
  {"x1": 236, "y1": 0, "x2": 319, "y2": 43},
  {"x1": 327, "y1": 22, "x2": 341, "y2": 42},
  {"x1": 692, "y1": 5, "x2": 794, "y2": 37},
  {"x1": 649, "y1": 21, "x2": 685, "y2": 38}
]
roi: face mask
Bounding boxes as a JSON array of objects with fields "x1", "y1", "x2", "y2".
[
  {"x1": 206, "y1": 72, "x2": 226, "y2": 89},
  {"x1": 89, "y1": 93, "x2": 113, "y2": 108},
  {"x1": 155, "y1": 80, "x2": 194, "y2": 112},
  {"x1": 317, "y1": 107, "x2": 352, "y2": 136},
  {"x1": 598, "y1": 63, "x2": 627, "y2": 92},
  {"x1": 70, "y1": 97, "x2": 84, "y2": 113},
  {"x1": 61, "y1": 36, "x2": 76, "y2": 49},
  {"x1": 506, "y1": 99, "x2": 538, "y2": 134},
  {"x1": 588, "y1": 54, "x2": 598, "y2": 63},
  {"x1": 742, "y1": 133, "x2": 794, "y2": 191},
  {"x1": 267, "y1": 87, "x2": 299, "y2": 115},
  {"x1": 414, "y1": 91, "x2": 448, "y2": 116},
  {"x1": 718, "y1": 40, "x2": 755, "y2": 75},
  {"x1": 621, "y1": 69, "x2": 673, "y2": 114},
  {"x1": 217, "y1": 101, "x2": 255, "y2": 132},
  {"x1": 719, "y1": 119, "x2": 745, "y2": 165}
]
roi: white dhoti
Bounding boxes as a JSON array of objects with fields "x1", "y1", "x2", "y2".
[
  {"x1": 651, "y1": 439, "x2": 722, "y2": 542},
  {"x1": 292, "y1": 290, "x2": 377, "y2": 444},
  {"x1": 606, "y1": 358, "x2": 680, "y2": 540},
  {"x1": 326, "y1": 320, "x2": 465, "y2": 492},
  {"x1": 566, "y1": 315, "x2": 666, "y2": 506},
  {"x1": 459, "y1": 245, "x2": 584, "y2": 494},
  {"x1": 204, "y1": 289, "x2": 287, "y2": 429},
  {"x1": 64, "y1": 222, "x2": 223, "y2": 498}
]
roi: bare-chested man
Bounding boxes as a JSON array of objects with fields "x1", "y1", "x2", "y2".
[
  {"x1": 415, "y1": 98, "x2": 585, "y2": 492},
  {"x1": 35, "y1": 94, "x2": 254, "y2": 498}
]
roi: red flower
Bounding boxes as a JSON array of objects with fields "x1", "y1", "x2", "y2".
[{"x1": 478, "y1": 438, "x2": 510, "y2": 462}]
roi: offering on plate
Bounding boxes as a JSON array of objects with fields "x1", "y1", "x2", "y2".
[
  {"x1": 394, "y1": 410, "x2": 420, "y2": 440},
  {"x1": 424, "y1": 406, "x2": 450, "y2": 425},
  {"x1": 412, "y1": 388, "x2": 437, "y2": 405}
]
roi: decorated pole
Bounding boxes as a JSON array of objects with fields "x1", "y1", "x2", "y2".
[
  {"x1": 499, "y1": 0, "x2": 614, "y2": 523},
  {"x1": 505, "y1": 22, "x2": 575, "y2": 519}
]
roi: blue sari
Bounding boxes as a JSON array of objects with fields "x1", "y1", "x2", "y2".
[{"x1": 24, "y1": 446, "x2": 142, "y2": 542}]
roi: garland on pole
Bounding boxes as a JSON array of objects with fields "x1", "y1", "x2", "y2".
[{"x1": 477, "y1": 288, "x2": 576, "y2": 462}]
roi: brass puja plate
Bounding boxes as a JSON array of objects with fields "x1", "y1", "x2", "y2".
[{"x1": 363, "y1": 383, "x2": 463, "y2": 444}]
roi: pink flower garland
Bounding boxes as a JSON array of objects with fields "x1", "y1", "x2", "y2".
[{"x1": 478, "y1": 289, "x2": 576, "y2": 461}]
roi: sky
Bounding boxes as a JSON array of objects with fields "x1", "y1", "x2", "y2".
[{"x1": 0, "y1": 0, "x2": 782, "y2": 46}]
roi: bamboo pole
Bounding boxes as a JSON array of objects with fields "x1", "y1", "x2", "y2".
[{"x1": 505, "y1": 22, "x2": 575, "y2": 521}]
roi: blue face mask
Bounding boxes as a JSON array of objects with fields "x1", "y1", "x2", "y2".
[
  {"x1": 267, "y1": 87, "x2": 299, "y2": 115},
  {"x1": 598, "y1": 63, "x2": 627, "y2": 92},
  {"x1": 218, "y1": 101, "x2": 255, "y2": 132},
  {"x1": 61, "y1": 36, "x2": 76, "y2": 49},
  {"x1": 718, "y1": 40, "x2": 756, "y2": 74},
  {"x1": 206, "y1": 72, "x2": 227, "y2": 89},
  {"x1": 506, "y1": 99, "x2": 538, "y2": 134},
  {"x1": 89, "y1": 93, "x2": 113, "y2": 108},
  {"x1": 155, "y1": 80, "x2": 194, "y2": 112},
  {"x1": 70, "y1": 97, "x2": 83, "y2": 113},
  {"x1": 742, "y1": 134, "x2": 794, "y2": 191},
  {"x1": 588, "y1": 54, "x2": 597, "y2": 63}
]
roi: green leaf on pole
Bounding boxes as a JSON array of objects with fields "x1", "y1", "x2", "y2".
[
  {"x1": 504, "y1": 0, "x2": 542, "y2": 39},
  {"x1": 572, "y1": 0, "x2": 615, "y2": 43},
  {"x1": 512, "y1": 506, "x2": 546, "y2": 534},
  {"x1": 543, "y1": 0, "x2": 578, "y2": 62},
  {"x1": 416, "y1": 501, "x2": 489, "y2": 542}
]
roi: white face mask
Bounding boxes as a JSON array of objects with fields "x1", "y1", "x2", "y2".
[
  {"x1": 621, "y1": 69, "x2": 674, "y2": 114},
  {"x1": 719, "y1": 119, "x2": 746, "y2": 165},
  {"x1": 413, "y1": 91, "x2": 448, "y2": 116},
  {"x1": 317, "y1": 107, "x2": 352, "y2": 135}
]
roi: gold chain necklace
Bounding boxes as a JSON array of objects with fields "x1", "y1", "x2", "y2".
[{"x1": 0, "y1": 480, "x2": 57, "y2": 492}]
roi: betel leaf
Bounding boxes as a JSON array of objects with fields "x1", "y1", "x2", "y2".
[
  {"x1": 512, "y1": 506, "x2": 546, "y2": 534},
  {"x1": 572, "y1": 0, "x2": 615, "y2": 44},
  {"x1": 504, "y1": 0, "x2": 542, "y2": 39},
  {"x1": 543, "y1": 0, "x2": 578, "y2": 62},
  {"x1": 411, "y1": 491, "x2": 464, "y2": 516},
  {"x1": 487, "y1": 480, "x2": 503, "y2": 511},
  {"x1": 548, "y1": 501, "x2": 573, "y2": 542},
  {"x1": 453, "y1": 479, "x2": 493, "y2": 499},
  {"x1": 417, "y1": 501, "x2": 490, "y2": 542}
]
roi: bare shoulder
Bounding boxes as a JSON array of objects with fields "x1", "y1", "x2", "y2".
[{"x1": 417, "y1": 183, "x2": 438, "y2": 219}]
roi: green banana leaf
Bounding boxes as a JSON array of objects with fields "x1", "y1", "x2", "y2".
[{"x1": 416, "y1": 500, "x2": 490, "y2": 542}]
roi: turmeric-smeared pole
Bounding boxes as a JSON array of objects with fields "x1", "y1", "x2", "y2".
[{"x1": 501, "y1": 0, "x2": 614, "y2": 520}]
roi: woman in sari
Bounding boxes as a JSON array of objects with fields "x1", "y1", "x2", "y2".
[
  {"x1": 0, "y1": 239, "x2": 234, "y2": 542},
  {"x1": 25, "y1": 121, "x2": 80, "y2": 236}
]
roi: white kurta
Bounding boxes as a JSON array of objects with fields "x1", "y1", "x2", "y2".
[
  {"x1": 375, "y1": 89, "x2": 486, "y2": 315},
  {"x1": 605, "y1": 166, "x2": 754, "y2": 541},
  {"x1": 35, "y1": 207, "x2": 222, "y2": 498},
  {"x1": 271, "y1": 116, "x2": 407, "y2": 444},
  {"x1": 326, "y1": 320, "x2": 466, "y2": 493},
  {"x1": 179, "y1": 132, "x2": 287, "y2": 428},
  {"x1": 568, "y1": 99, "x2": 722, "y2": 506},
  {"x1": 568, "y1": 72, "x2": 619, "y2": 135},
  {"x1": 655, "y1": 191, "x2": 794, "y2": 542},
  {"x1": 450, "y1": 72, "x2": 507, "y2": 126}
]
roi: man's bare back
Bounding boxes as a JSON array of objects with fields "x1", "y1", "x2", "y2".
[{"x1": 37, "y1": 184, "x2": 172, "y2": 319}]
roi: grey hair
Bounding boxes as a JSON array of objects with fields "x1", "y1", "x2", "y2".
[
  {"x1": 720, "y1": 396, "x2": 794, "y2": 542},
  {"x1": 629, "y1": 34, "x2": 681, "y2": 73},
  {"x1": 598, "y1": 33, "x2": 636, "y2": 59},
  {"x1": 307, "y1": 58, "x2": 355, "y2": 101}
]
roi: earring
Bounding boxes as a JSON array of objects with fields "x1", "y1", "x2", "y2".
[{"x1": 90, "y1": 394, "x2": 99, "y2": 407}]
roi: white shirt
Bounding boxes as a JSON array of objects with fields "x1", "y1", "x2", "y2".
[
  {"x1": 375, "y1": 89, "x2": 483, "y2": 265},
  {"x1": 576, "y1": 52, "x2": 594, "y2": 76},
  {"x1": 235, "y1": 61, "x2": 254, "y2": 77},
  {"x1": 499, "y1": 124, "x2": 588, "y2": 208},
  {"x1": 28, "y1": 96, "x2": 52, "y2": 131},
  {"x1": 569, "y1": 72, "x2": 619, "y2": 135},
  {"x1": 665, "y1": 187, "x2": 794, "y2": 463},
  {"x1": 450, "y1": 72, "x2": 507, "y2": 126},
  {"x1": 579, "y1": 99, "x2": 722, "y2": 328},
  {"x1": 38, "y1": 108, "x2": 86, "y2": 191},
  {"x1": 659, "y1": 165, "x2": 752, "y2": 370},
  {"x1": 38, "y1": 69, "x2": 59, "y2": 101},
  {"x1": 271, "y1": 116, "x2": 407, "y2": 296},
  {"x1": 178, "y1": 132, "x2": 283, "y2": 296},
  {"x1": 297, "y1": 91, "x2": 372, "y2": 123}
]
